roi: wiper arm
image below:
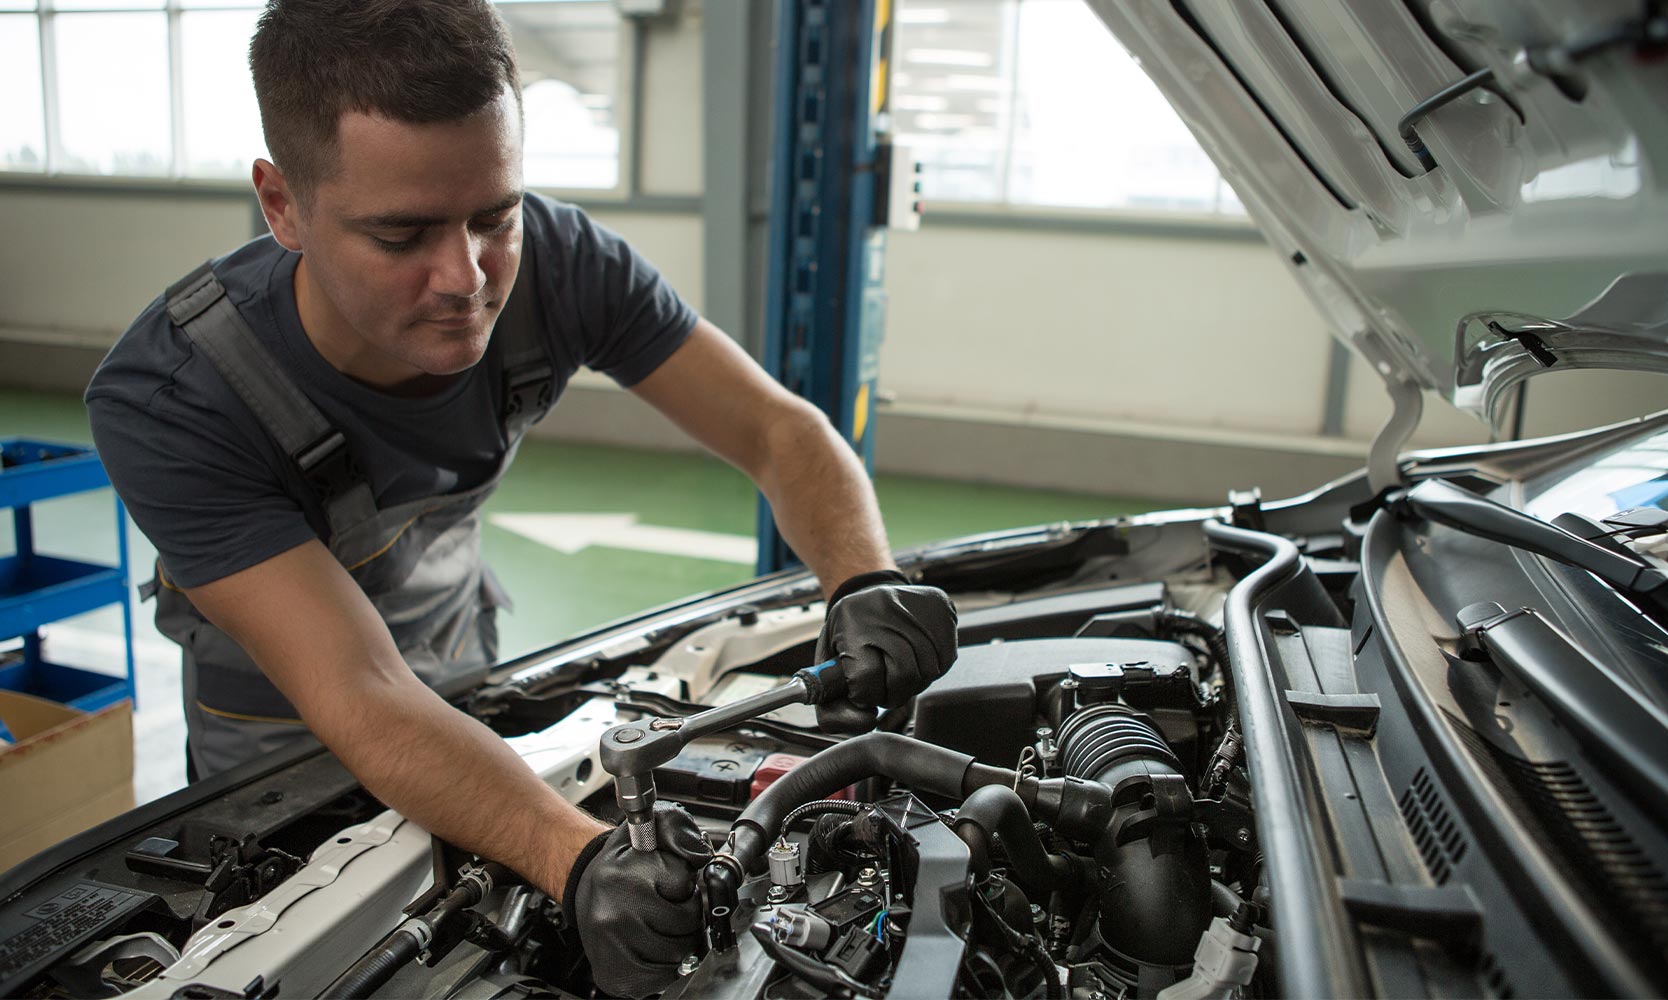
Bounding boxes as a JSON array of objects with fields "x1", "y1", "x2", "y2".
[
  {"x1": 1393, "y1": 478, "x2": 1668, "y2": 607},
  {"x1": 1457, "y1": 602, "x2": 1668, "y2": 820}
]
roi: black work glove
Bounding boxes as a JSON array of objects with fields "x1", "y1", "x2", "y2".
[
  {"x1": 564, "y1": 802, "x2": 713, "y2": 998},
  {"x1": 814, "y1": 569, "x2": 958, "y2": 734}
]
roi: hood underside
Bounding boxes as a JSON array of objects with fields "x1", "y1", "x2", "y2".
[{"x1": 1089, "y1": 0, "x2": 1668, "y2": 427}]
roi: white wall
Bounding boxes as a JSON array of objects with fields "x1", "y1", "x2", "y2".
[
  {"x1": 637, "y1": 10, "x2": 703, "y2": 197},
  {"x1": 0, "y1": 189, "x2": 252, "y2": 341},
  {"x1": 880, "y1": 225, "x2": 1335, "y2": 437}
]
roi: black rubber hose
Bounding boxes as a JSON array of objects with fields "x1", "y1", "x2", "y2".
[
  {"x1": 318, "y1": 924, "x2": 423, "y2": 1000},
  {"x1": 952, "y1": 785, "x2": 1073, "y2": 892},
  {"x1": 318, "y1": 862, "x2": 513, "y2": 1000},
  {"x1": 727, "y1": 733, "x2": 1025, "y2": 875},
  {"x1": 704, "y1": 862, "x2": 740, "y2": 952}
]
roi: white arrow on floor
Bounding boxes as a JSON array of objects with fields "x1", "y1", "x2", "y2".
[{"x1": 489, "y1": 512, "x2": 758, "y2": 565}]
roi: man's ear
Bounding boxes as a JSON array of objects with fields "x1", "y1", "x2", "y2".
[{"x1": 253, "y1": 158, "x2": 304, "y2": 251}]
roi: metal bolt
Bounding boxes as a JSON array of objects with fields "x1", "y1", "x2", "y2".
[
  {"x1": 1035, "y1": 727, "x2": 1058, "y2": 764},
  {"x1": 613, "y1": 728, "x2": 643, "y2": 744},
  {"x1": 856, "y1": 867, "x2": 879, "y2": 886},
  {"x1": 767, "y1": 885, "x2": 788, "y2": 903},
  {"x1": 1236, "y1": 827, "x2": 1251, "y2": 844},
  {"x1": 1030, "y1": 904, "x2": 1046, "y2": 927},
  {"x1": 678, "y1": 954, "x2": 700, "y2": 977}
]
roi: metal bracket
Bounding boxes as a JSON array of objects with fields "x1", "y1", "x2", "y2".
[{"x1": 1367, "y1": 376, "x2": 1423, "y2": 494}]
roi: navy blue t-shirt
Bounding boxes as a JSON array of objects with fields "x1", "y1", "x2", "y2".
[{"x1": 85, "y1": 193, "x2": 697, "y2": 589}]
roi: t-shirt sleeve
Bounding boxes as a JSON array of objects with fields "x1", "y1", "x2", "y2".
[
  {"x1": 87, "y1": 379, "x2": 319, "y2": 590},
  {"x1": 563, "y1": 208, "x2": 699, "y2": 387}
]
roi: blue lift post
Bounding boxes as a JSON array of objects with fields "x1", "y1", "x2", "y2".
[{"x1": 756, "y1": 0, "x2": 898, "y2": 575}]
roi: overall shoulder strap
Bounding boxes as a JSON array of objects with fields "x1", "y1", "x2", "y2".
[
  {"x1": 494, "y1": 237, "x2": 555, "y2": 440},
  {"x1": 165, "y1": 260, "x2": 378, "y2": 540}
]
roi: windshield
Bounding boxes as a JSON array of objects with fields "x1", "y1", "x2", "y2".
[{"x1": 1523, "y1": 425, "x2": 1668, "y2": 527}]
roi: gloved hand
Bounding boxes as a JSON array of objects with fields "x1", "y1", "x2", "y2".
[
  {"x1": 814, "y1": 569, "x2": 958, "y2": 733},
  {"x1": 564, "y1": 801, "x2": 713, "y2": 997}
]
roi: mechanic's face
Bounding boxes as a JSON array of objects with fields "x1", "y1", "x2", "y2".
[{"x1": 255, "y1": 86, "x2": 524, "y2": 393}]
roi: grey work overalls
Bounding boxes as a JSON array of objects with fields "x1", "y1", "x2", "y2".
[{"x1": 142, "y1": 248, "x2": 552, "y2": 778}]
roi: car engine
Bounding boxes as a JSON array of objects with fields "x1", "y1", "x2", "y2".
[
  {"x1": 0, "y1": 549, "x2": 1277, "y2": 1000},
  {"x1": 657, "y1": 629, "x2": 1266, "y2": 1000},
  {"x1": 301, "y1": 576, "x2": 1270, "y2": 1000}
]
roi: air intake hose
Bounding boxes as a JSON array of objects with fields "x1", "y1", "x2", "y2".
[{"x1": 1056, "y1": 705, "x2": 1209, "y2": 969}]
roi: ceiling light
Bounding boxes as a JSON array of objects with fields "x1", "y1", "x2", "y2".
[
  {"x1": 897, "y1": 8, "x2": 950, "y2": 24},
  {"x1": 905, "y1": 48, "x2": 994, "y2": 68}
]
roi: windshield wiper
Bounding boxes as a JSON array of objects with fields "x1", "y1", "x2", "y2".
[
  {"x1": 1393, "y1": 478, "x2": 1668, "y2": 614},
  {"x1": 1457, "y1": 602, "x2": 1668, "y2": 819}
]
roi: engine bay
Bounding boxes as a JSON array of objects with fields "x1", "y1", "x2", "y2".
[
  {"x1": 7, "y1": 428, "x2": 1667, "y2": 999},
  {"x1": 0, "y1": 552, "x2": 1276, "y2": 1000}
]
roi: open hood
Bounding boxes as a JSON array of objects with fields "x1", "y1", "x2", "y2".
[{"x1": 1089, "y1": 1, "x2": 1668, "y2": 432}]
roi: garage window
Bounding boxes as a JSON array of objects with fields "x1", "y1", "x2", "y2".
[
  {"x1": 0, "y1": 0, "x2": 625, "y2": 191},
  {"x1": 893, "y1": 0, "x2": 1244, "y2": 216}
]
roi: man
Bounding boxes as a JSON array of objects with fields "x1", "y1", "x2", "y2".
[{"x1": 84, "y1": 0, "x2": 956, "y2": 994}]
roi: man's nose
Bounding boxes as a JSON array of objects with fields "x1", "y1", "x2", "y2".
[{"x1": 429, "y1": 229, "x2": 487, "y2": 301}]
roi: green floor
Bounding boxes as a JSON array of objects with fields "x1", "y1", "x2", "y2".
[{"x1": 3, "y1": 390, "x2": 1150, "y2": 658}]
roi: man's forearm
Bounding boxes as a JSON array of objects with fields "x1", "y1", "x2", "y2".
[
  {"x1": 755, "y1": 401, "x2": 896, "y2": 598},
  {"x1": 310, "y1": 672, "x2": 607, "y2": 897}
]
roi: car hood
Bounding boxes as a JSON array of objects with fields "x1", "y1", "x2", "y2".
[{"x1": 1087, "y1": 0, "x2": 1668, "y2": 427}]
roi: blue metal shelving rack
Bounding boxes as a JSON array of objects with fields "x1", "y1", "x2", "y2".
[{"x1": 0, "y1": 438, "x2": 136, "y2": 712}]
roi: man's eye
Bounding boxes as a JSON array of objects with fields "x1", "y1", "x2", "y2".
[
  {"x1": 372, "y1": 233, "x2": 420, "y2": 253},
  {"x1": 472, "y1": 214, "x2": 516, "y2": 235}
]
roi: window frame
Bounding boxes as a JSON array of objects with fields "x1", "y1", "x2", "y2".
[
  {"x1": 889, "y1": 0, "x2": 1256, "y2": 234},
  {"x1": 1, "y1": 0, "x2": 639, "y2": 203}
]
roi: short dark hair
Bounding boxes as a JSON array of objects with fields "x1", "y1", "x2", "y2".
[{"x1": 250, "y1": 0, "x2": 522, "y2": 199}]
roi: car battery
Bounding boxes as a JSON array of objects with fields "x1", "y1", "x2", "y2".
[{"x1": 653, "y1": 735, "x2": 778, "y2": 809}]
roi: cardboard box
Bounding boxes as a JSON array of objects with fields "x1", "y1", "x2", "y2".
[{"x1": 0, "y1": 690, "x2": 134, "y2": 873}]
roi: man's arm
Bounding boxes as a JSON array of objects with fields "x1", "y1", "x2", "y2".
[
  {"x1": 628, "y1": 319, "x2": 894, "y2": 598},
  {"x1": 183, "y1": 539, "x2": 607, "y2": 896}
]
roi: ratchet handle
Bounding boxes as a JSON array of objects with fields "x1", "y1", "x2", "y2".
[{"x1": 793, "y1": 658, "x2": 846, "y2": 704}]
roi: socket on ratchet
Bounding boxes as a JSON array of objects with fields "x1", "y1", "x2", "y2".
[{"x1": 599, "y1": 658, "x2": 846, "y2": 852}]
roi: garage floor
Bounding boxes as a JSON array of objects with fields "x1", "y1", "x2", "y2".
[{"x1": 2, "y1": 389, "x2": 1150, "y2": 802}]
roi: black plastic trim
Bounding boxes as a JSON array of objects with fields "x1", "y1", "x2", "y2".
[
  {"x1": 1357, "y1": 508, "x2": 1653, "y2": 996},
  {"x1": 0, "y1": 737, "x2": 326, "y2": 905},
  {"x1": 1459, "y1": 606, "x2": 1668, "y2": 837}
]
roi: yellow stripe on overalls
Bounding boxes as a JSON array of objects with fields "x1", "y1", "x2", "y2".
[{"x1": 196, "y1": 701, "x2": 305, "y2": 726}]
